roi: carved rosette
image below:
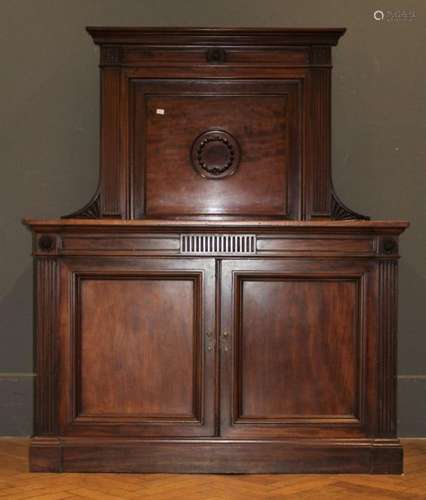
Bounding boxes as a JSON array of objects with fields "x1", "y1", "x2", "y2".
[
  {"x1": 191, "y1": 130, "x2": 240, "y2": 179},
  {"x1": 206, "y1": 47, "x2": 226, "y2": 63},
  {"x1": 35, "y1": 234, "x2": 60, "y2": 255},
  {"x1": 100, "y1": 46, "x2": 122, "y2": 66}
]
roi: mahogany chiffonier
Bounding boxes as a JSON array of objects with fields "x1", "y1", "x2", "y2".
[{"x1": 24, "y1": 27, "x2": 409, "y2": 473}]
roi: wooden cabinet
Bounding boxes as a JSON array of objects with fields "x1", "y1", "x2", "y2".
[{"x1": 25, "y1": 27, "x2": 408, "y2": 473}]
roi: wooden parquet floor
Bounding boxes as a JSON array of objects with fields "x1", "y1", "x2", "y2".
[{"x1": 0, "y1": 439, "x2": 425, "y2": 499}]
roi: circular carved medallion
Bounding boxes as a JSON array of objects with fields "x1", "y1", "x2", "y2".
[
  {"x1": 191, "y1": 130, "x2": 240, "y2": 179},
  {"x1": 38, "y1": 234, "x2": 55, "y2": 252}
]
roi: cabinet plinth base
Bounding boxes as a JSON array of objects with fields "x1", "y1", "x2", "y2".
[{"x1": 30, "y1": 437, "x2": 403, "y2": 474}]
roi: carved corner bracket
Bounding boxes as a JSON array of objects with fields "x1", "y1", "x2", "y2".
[
  {"x1": 330, "y1": 188, "x2": 370, "y2": 221},
  {"x1": 61, "y1": 190, "x2": 101, "y2": 219}
]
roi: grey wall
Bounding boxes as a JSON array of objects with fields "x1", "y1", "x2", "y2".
[{"x1": 1, "y1": 0, "x2": 425, "y2": 436}]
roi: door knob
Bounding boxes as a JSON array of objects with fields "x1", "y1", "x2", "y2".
[
  {"x1": 206, "y1": 332, "x2": 215, "y2": 352},
  {"x1": 221, "y1": 331, "x2": 231, "y2": 351}
]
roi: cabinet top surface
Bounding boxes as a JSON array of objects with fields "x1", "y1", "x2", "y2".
[
  {"x1": 86, "y1": 26, "x2": 346, "y2": 45},
  {"x1": 23, "y1": 218, "x2": 409, "y2": 233}
]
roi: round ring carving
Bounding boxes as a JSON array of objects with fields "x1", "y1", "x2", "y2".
[
  {"x1": 191, "y1": 130, "x2": 240, "y2": 179},
  {"x1": 38, "y1": 234, "x2": 55, "y2": 252},
  {"x1": 383, "y1": 238, "x2": 398, "y2": 255}
]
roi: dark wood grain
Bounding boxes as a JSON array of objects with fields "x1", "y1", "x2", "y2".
[
  {"x1": 132, "y1": 80, "x2": 300, "y2": 219},
  {"x1": 79, "y1": 278, "x2": 196, "y2": 417},
  {"x1": 239, "y1": 279, "x2": 358, "y2": 417}
]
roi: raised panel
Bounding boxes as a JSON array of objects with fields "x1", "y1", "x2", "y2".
[
  {"x1": 78, "y1": 277, "x2": 197, "y2": 419},
  {"x1": 238, "y1": 279, "x2": 359, "y2": 418},
  {"x1": 145, "y1": 94, "x2": 288, "y2": 216},
  {"x1": 132, "y1": 80, "x2": 301, "y2": 219},
  {"x1": 62, "y1": 234, "x2": 180, "y2": 254},
  {"x1": 256, "y1": 235, "x2": 375, "y2": 255}
]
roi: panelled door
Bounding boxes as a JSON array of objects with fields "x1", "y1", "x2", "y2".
[
  {"x1": 58, "y1": 257, "x2": 216, "y2": 438},
  {"x1": 219, "y1": 259, "x2": 376, "y2": 439}
]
